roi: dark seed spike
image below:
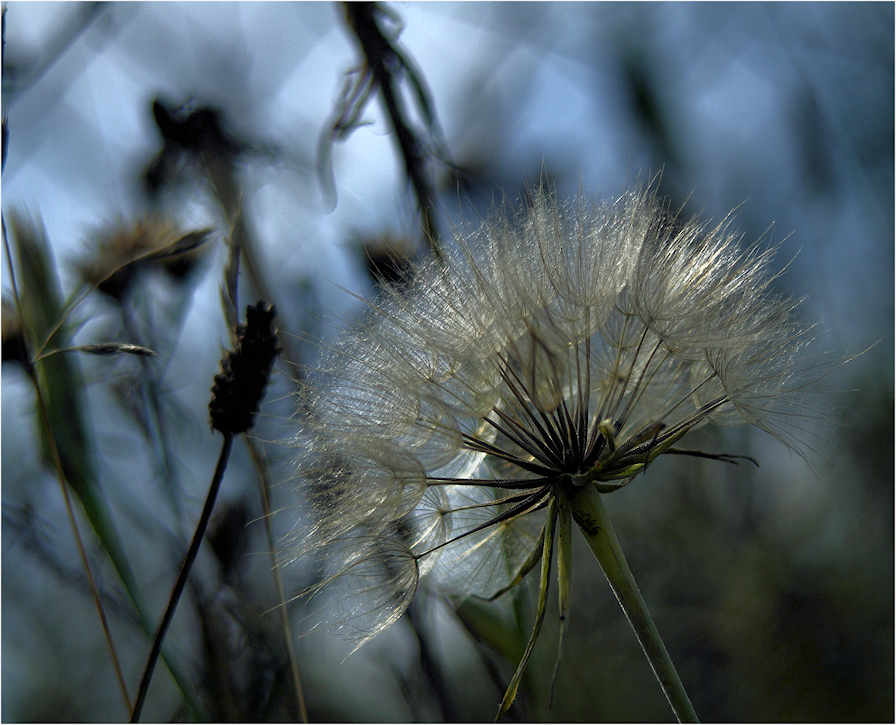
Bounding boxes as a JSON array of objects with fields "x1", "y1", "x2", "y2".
[
  {"x1": 447, "y1": 488, "x2": 549, "y2": 513},
  {"x1": 426, "y1": 476, "x2": 553, "y2": 490},
  {"x1": 461, "y1": 432, "x2": 527, "y2": 462},
  {"x1": 462, "y1": 433, "x2": 556, "y2": 476},
  {"x1": 582, "y1": 430, "x2": 607, "y2": 471},
  {"x1": 489, "y1": 406, "x2": 564, "y2": 469},
  {"x1": 665, "y1": 449, "x2": 760, "y2": 467},
  {"x1": 641, "y1": 396, "x2": 729, "y2": 450},
  {"x1": 617, "y1": 337, "x2": 667, "y2": 426},
  {"x1": 554, "y1": 396, "x2": 579, "y2": 466},
  {"x1": 415, "y1": 485, "x2": 553, "y2": 559},
  {"x1": 575, "y1": 340, "x2": 591, "y2": 460},
  {"x1": 547, "y1": 402, "x2": 570, "y2": 468},
  {"x1": 209, "y1": 301, "x2": 280, "y2": 435},
  {"x1": 496, "y1": 361, "x2": 563, "y2": 453},
  {"x1": 497, "y1": 360, "x2": 567, "y2": 459},
  {"x1": 613, "y1": 422, "x2": 665, "y2": 458},
  {"x1": 605, "y1": 324, "x2": 651, "y2": 424}
]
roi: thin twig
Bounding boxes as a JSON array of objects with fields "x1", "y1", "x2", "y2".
[
  {"x1": 204, "y1": 152, "x2": 305, "y2": 383},
  {"x1": 341, "y1": 2, "x2": 444, "y2": 260},
  {"x1": 118, "y1": 306, "x2": 189, "y2": 543}
]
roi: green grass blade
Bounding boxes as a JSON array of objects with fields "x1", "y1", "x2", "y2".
[
  {"x1": 496, "y1": 496, "x2": 558, "y2": 720},
  {"x1": 7, "y1": 212, "x2": 205, "y2": 719}
]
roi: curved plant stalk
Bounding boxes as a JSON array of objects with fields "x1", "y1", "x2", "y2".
[
  {"x1": 31, "y1": 367, "x2": 133, "y2": 712},
  {"x1": 130, "y1": 434, "x2": 234, "y2": 722},
  {"x1": 246, "y1": 437, "x2": 308, "y2": 722},
  {"x1": 204, "y1": 149, "x2": 305, "y2": 382},
  {"x1": 568, "y1": 483, "x2": 699, "y2": 723},
  {"x1": 14, "y1": 319, "x2": 133, "y2": 713},
  {"x1": 4, "y1": 216, "x2": 133, "y2": 714}
]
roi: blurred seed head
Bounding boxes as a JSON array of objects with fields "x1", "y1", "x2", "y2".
[
  {"x1": 207, "y1": 498, "x2": 252, "y2": 587},
  {"x1": 1, "y1": 299, "x2": 29, "y2": 369},
  {"x1": 357, "y1": 232, "x2": 418, "y2": 289},
  {"x1": 79, "y1": 215, "x2": 213, "y2": 301}
]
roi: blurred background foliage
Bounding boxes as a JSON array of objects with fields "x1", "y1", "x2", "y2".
[{"x1": 1, "y1": 2, "x2": 892, "y2": 722}]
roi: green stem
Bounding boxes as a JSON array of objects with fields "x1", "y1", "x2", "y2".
[{"x1": 567, "y1": 484, "x2": 699, "y2": 723}]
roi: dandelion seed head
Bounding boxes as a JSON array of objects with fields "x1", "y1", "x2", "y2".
[{"x1": 292, "y1": 183, "x2": 819, "y2": 646}]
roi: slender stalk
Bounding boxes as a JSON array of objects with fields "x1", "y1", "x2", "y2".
[
  {"x1": 204, "y1": 152, "x2": 304, "y2": 382},
  {"x1": 246, "y1": 438, "x2": 308, "y2": 722},
  {"x1": 130, "y1": 433, "x2": 234, "y2": 722},
  {"x1": 33, "y1": 367, "x2": 134, "y2": 713},
  {"x1": 567, "y1": 484, "x2": 699, "y2": 723}
]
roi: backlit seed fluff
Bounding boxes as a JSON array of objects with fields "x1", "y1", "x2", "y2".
[{"x1": 292, "y1": 185, "x2": 814, "y2": 643}]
